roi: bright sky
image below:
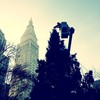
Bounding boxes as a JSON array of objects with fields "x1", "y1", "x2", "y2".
[{"x1": 0, "y1": 0, "x2": 100, "y2": 76}]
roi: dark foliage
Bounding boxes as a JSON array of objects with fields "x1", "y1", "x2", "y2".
[
  {"x1": 31, "y1": 29, "x2": 86, "y2": 100},
  {"x1": 9, "y1": 64, "x2": 35, "y2": 100},
  {"x1": 12, "y1": 64, "x2": 34, "y2": 80},
  {"x1": 0, "y1": 30, "x2": 10, "y2": 100}
]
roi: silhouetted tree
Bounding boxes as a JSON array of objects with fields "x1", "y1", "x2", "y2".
[
  {"x1": 0, "y1": 30, "x2": 11, "y2": 100},
  {"x1": 9, "y1": 64, "x2": 35, "y2": 100},
  {"x1": 31, "y1": 29, "x2": 82, "y2": 100},
  {"x1": 93, "y1": 80, "x2": 100, "y2": 100},
  {"x1": 80, "y1": 70, "x2": 95, "y2": 100},
  {"x1": 82, "y1": 70, "x2": 94, "y2": 88}
]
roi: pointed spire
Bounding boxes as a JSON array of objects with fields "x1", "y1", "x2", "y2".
[
  {"x1": 21, "y1": 18, "x2": 37, "y2": 42},
  {"x1": 29, "y1": 18, "x2": 33, "y2": 26}
]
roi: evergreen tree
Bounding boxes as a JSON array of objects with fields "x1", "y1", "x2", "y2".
[
  {"x1": 31, "y1": 29, "x2": 82, "y2": 100},
  {"x1": 81, "y1": 70, "x2": 95, "y2": 100}
]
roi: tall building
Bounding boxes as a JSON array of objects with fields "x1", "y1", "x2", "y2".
[
  {"x1": 15, "y1": 18, "x2": 39, "y2": 73},
  {"x1": 0, "y1": 29, "x2": 9, "y2": 100},
  {"x1": 9, "y1": 19, "x2": 39, "y2": 100}
]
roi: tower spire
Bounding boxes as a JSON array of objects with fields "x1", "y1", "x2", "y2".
[
  {"x1": 9, "y1": 19, "x2": 39, "y2": 100},
  {"x1": 29, "y1": 18, "x2": 33, "y2": 26}
]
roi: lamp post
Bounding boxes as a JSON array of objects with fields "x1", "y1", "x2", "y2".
[{"x1": 54, "y1": 22, "x2": 75, "y2": 55}]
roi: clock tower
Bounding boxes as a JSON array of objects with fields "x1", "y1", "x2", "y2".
[
  {"x1": 9, "y1": 19, "x2": 39, "y2": 100},
  {"x1": 15, "y1": 18, "x2": 39, "y2": 73}
]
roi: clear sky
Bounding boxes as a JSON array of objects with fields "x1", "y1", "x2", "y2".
[{"x1": 0, "y1": 0, "x2": 100, "y2": 76}]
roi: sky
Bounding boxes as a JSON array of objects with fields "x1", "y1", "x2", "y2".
[{"x1": 0, "y1": 0, "x2": 100, "y2": 77}]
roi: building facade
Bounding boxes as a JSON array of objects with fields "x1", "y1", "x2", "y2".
[
  {"x1": 15, "y1": 18, "x2": 39, "y2": 73},
  {"x1": 9, "y1": 19, "x2": 39, "y2": 100}
]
